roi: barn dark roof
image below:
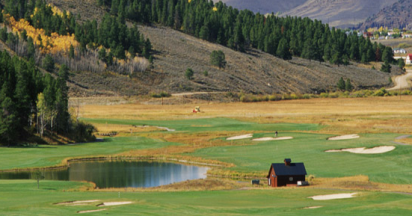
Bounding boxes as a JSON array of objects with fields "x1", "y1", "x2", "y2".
[{"x1": 267, "y1": 163, "x2": 307, "y2": 177}]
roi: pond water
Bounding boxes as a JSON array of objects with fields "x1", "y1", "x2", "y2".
[{"x1": 0, "y1": 161, "x2": 209, "y2": 188}]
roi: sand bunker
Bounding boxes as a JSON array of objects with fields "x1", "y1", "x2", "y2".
[
  {"x1": 55, "y1": 200, "x2": 100, "y2": 205},
  {"x1": 97, "y1": 201, "x2": 133, "y2": 207},
  {"x1": 309, "y1": 193, "x2": 357, "y2": 200},
  {"x1": 226, "y1": 134, "x2": 253, "y2": 140},
  {"x1": 156, "y1": 126, "x2": 175, "y2": 132},
  {"x1": 252, "y1": 137, "x2": 293, "y2": 141},
  {"x1": 328, "y1": 134, "x2": 360, "y2": 140},
  {"x1": 304, "y1": 206, "x2": 323, "y2": 209},
  {"x1": 326, "y1": 146, "x2": 395, "y2": 154},
  {"x1": 78, "y1": 209, "x2": 107, "y2": 214}
]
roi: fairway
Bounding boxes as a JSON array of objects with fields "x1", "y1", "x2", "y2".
[
  {"x1": 1, "y1": 180, "x2": 412, "y2": 216},
  {"x1": 0, "y1": 137, "x2": 179, "y2": 170}
]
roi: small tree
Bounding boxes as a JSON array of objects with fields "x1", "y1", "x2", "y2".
[
  {"x1": 185, "y1": 68, "x2": 194, "y2": 80},
  {"x1": 210, "y1": 50, "x2": 226, "y2": 69},
  {"x1": 337, "y1": 77, "x2": 346, "y2": 91},
  {"x1": 380, "y1": 62, "x2": 391, "y2": 73},
  {"x1": 398, "y1": 59, "x2": 405, "y2": 69},
  {"x1": 42, "y1": 55, "x2": 55, "y2": 72},
  {"x1": 345, "y1": 79, "x2": 353, "y2": 91},
  {"x1": 32, "y1": 170, "x2": 44, "y2": 189},
  {"x1": 203, "y1": 70, "x2": 208, "y2": 76},
  {"x1": 69, "y1": 44, "x2": 75, "y2": 59}
]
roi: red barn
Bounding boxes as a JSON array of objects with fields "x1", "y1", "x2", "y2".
[{"x1": 267, "y1": 158, "x2": 307, "y2": 187}]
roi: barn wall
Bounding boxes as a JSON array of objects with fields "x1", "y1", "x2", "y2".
[{"x1": 277, "y1": 175, "x2": 305, "y2": 187}]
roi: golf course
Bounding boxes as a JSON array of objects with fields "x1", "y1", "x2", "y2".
[{"x1": 1, "y1": 97, "x2": 412, "y2": 215}]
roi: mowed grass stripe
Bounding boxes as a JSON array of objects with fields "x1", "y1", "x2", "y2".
[{"x1": 82, "y1": 117, "x2": 322, "y2": 132}]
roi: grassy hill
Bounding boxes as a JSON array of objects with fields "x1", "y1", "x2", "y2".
[{"x1": 0, "y1": 0, "x2": 401, "y2": 97}]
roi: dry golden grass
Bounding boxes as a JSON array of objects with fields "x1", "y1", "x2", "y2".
[
  {"x1": 357, "y1": 62, "x2": 382, "y2": 70},
  {"x1": 93, "y1": 123, "x2": 164, "y2": 134},
  {"x1": 312, "y1": 175, "x2": 412, "y2": 193},
  {"x1": 82, "y1": 96, "x2": 412, "y2": 134},
  {"x1": 397, "y1": 138, "x2": 412, "y2": 145}
]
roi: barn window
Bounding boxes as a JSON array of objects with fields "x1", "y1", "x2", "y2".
[
  {"x1": 268, "y1": 178, "x2": 271, "y2": 186},
  {"x1": 289, "y1": 177, "x2": 293, "y2": 181}
]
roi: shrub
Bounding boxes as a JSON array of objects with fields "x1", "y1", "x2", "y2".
[
  {"x1": 185, "y1": 68, "x2": 194, "y2": 80},
  {"x1": 210, "y1": 50, "x2": 226, "y2": 69},
  {"x1": 151, "y1": 91, "x2": 171, "y2": 98}
]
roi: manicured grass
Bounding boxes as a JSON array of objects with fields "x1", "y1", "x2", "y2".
[
  {"x1": 188, "y1": 132, "x2": 412, "y2": 184},
  {"x1": 0, "y1": 137, "x2": 179, "y2": 170},
  {"x1": 1, "y1": 180, "x2": 412, "y2": 215},
  {"x1": 83, "y1": 117, "x2": 322, "y2": 133}
]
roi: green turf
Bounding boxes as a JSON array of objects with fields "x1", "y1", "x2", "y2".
[
  {"x1": 188, "y1": 132, "x2": 412, "y2": 184},
  {"x1": 1, "y1": 180, "x2": 411, "y2": 215},
  {"x1": 0, "y1": 136, "x2": 179, "y2": 170},
  {"x1": 83, "y1": 117, "x2": 322, "y2": 133}
]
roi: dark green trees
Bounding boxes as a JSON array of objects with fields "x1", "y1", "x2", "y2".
[
  {"x1": 97, "y1": 0, "x2": 392, "y2": 66},
  {"x1": 210, "y1": 50, "x2": 226, "y2": 69}
]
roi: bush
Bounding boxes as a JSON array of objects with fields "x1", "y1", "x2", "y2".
[
  {"x1": 210, "y1": 50, "x2": 226, "y2": 69},
  {"x1": 185, "y1": 68, "x2": 194, "y2": 80},
  {"x1": 151, "y1": 91, "x2": 171, "y2": 98}
]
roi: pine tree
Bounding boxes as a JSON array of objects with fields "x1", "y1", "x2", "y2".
[
  {"x1": 276, "y1": 37, "x2": 292, "y2": 60},
  {"x1": 337, "y1": 77, "x2": 346, "y2": 91},
  {"x1": 69, "y1": 45, "x2": 75, "y2": 59},
  {"x1": 345, "y1": 79, "x2": 353, "y2": 91},
  {"x1": 210, "y1": 50, "x2": 226, "y2": 69},
  {"x1": 185, "y1": 68, "x2": 194, "y2": 80},
  {"x1": 42, "y1": 55, "x2": 55, "y2": 72}
]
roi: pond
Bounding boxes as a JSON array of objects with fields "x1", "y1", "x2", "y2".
[{"x1": 0, "y1": 161, "x2": 209, "y2": 188}]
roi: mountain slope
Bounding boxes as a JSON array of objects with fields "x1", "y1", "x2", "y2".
[
  {"x1": 1, "y1": 0, "x2": 399, "y2": 97},
  {"x1": 359, "y1": 0, "x2": 412, "y2": 30},
  {"x1": 283, "y1": 0, "x2": 396, "y2": 28},
  {"x1": 220, "y1": 0, "x2": 396, "y2": 28},
  {"x1": 219, "y1": 0, "x2": 306, "y2": 14}
]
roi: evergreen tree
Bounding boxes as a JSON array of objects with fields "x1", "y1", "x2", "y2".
[
  {"x1": 337, "y1": 77, "x2": 346, "y2": 91},
  {"x1": 276, "y1": 37, "x2": 292, "y2": 60},
  {"x1": 380, "y1": 62, "x2": 391, "y2": 73},
  {"x1": 69, "y1": 44, "x2": 75, "y2": 59},
  {"x1": 345, "y1": 79, "x2": 353, "y2": 91},
  {"x1": 210, "y1": 50, "x2": 226, "y2": 69},
  {"x1": 185, "y1": 68, "x2": 194, "y2": 80},
  {"x1": 42, "y1": 55, "x2": 55, "y2": 72}
]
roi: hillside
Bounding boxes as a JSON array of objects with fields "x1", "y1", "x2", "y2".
[
  {"x1": 283, "y1": 0, "x2": 396, "y2": 28},
  {"x1": 0, "y1": 0, "x2": 401, "y2": 97},
  {"x1": 359, "y1": 0, "x2": 412, "y2": 30},
  {"x1": 220, "y1": 0, "x2": 396, "y2": 28},
  {"x1": 219, "y1": 0, "x2": 306, "y2": 14}
]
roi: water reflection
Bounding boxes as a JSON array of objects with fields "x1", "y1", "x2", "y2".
[{"x1": 0, "y1": 161, "x2": 209, "y2": 188}]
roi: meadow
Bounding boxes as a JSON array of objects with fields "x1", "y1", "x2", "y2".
[{"x1": 1, "y1": 96, "x2": 412, "y2": 215}]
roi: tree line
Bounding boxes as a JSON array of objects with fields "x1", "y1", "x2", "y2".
[
  {"x1": 3, "y1": 0, "x2": 152, "y2": 66},
  {"x1": 99, "y1": 0, "x2": 395, "y2": 65},
  {"x1": 0, "y1": 51, "x2": 95, "y2": 146}
]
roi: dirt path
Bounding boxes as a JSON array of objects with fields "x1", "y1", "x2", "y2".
[{"x1": 387, "y1": 70, "x2": 412, "y2": 91}]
